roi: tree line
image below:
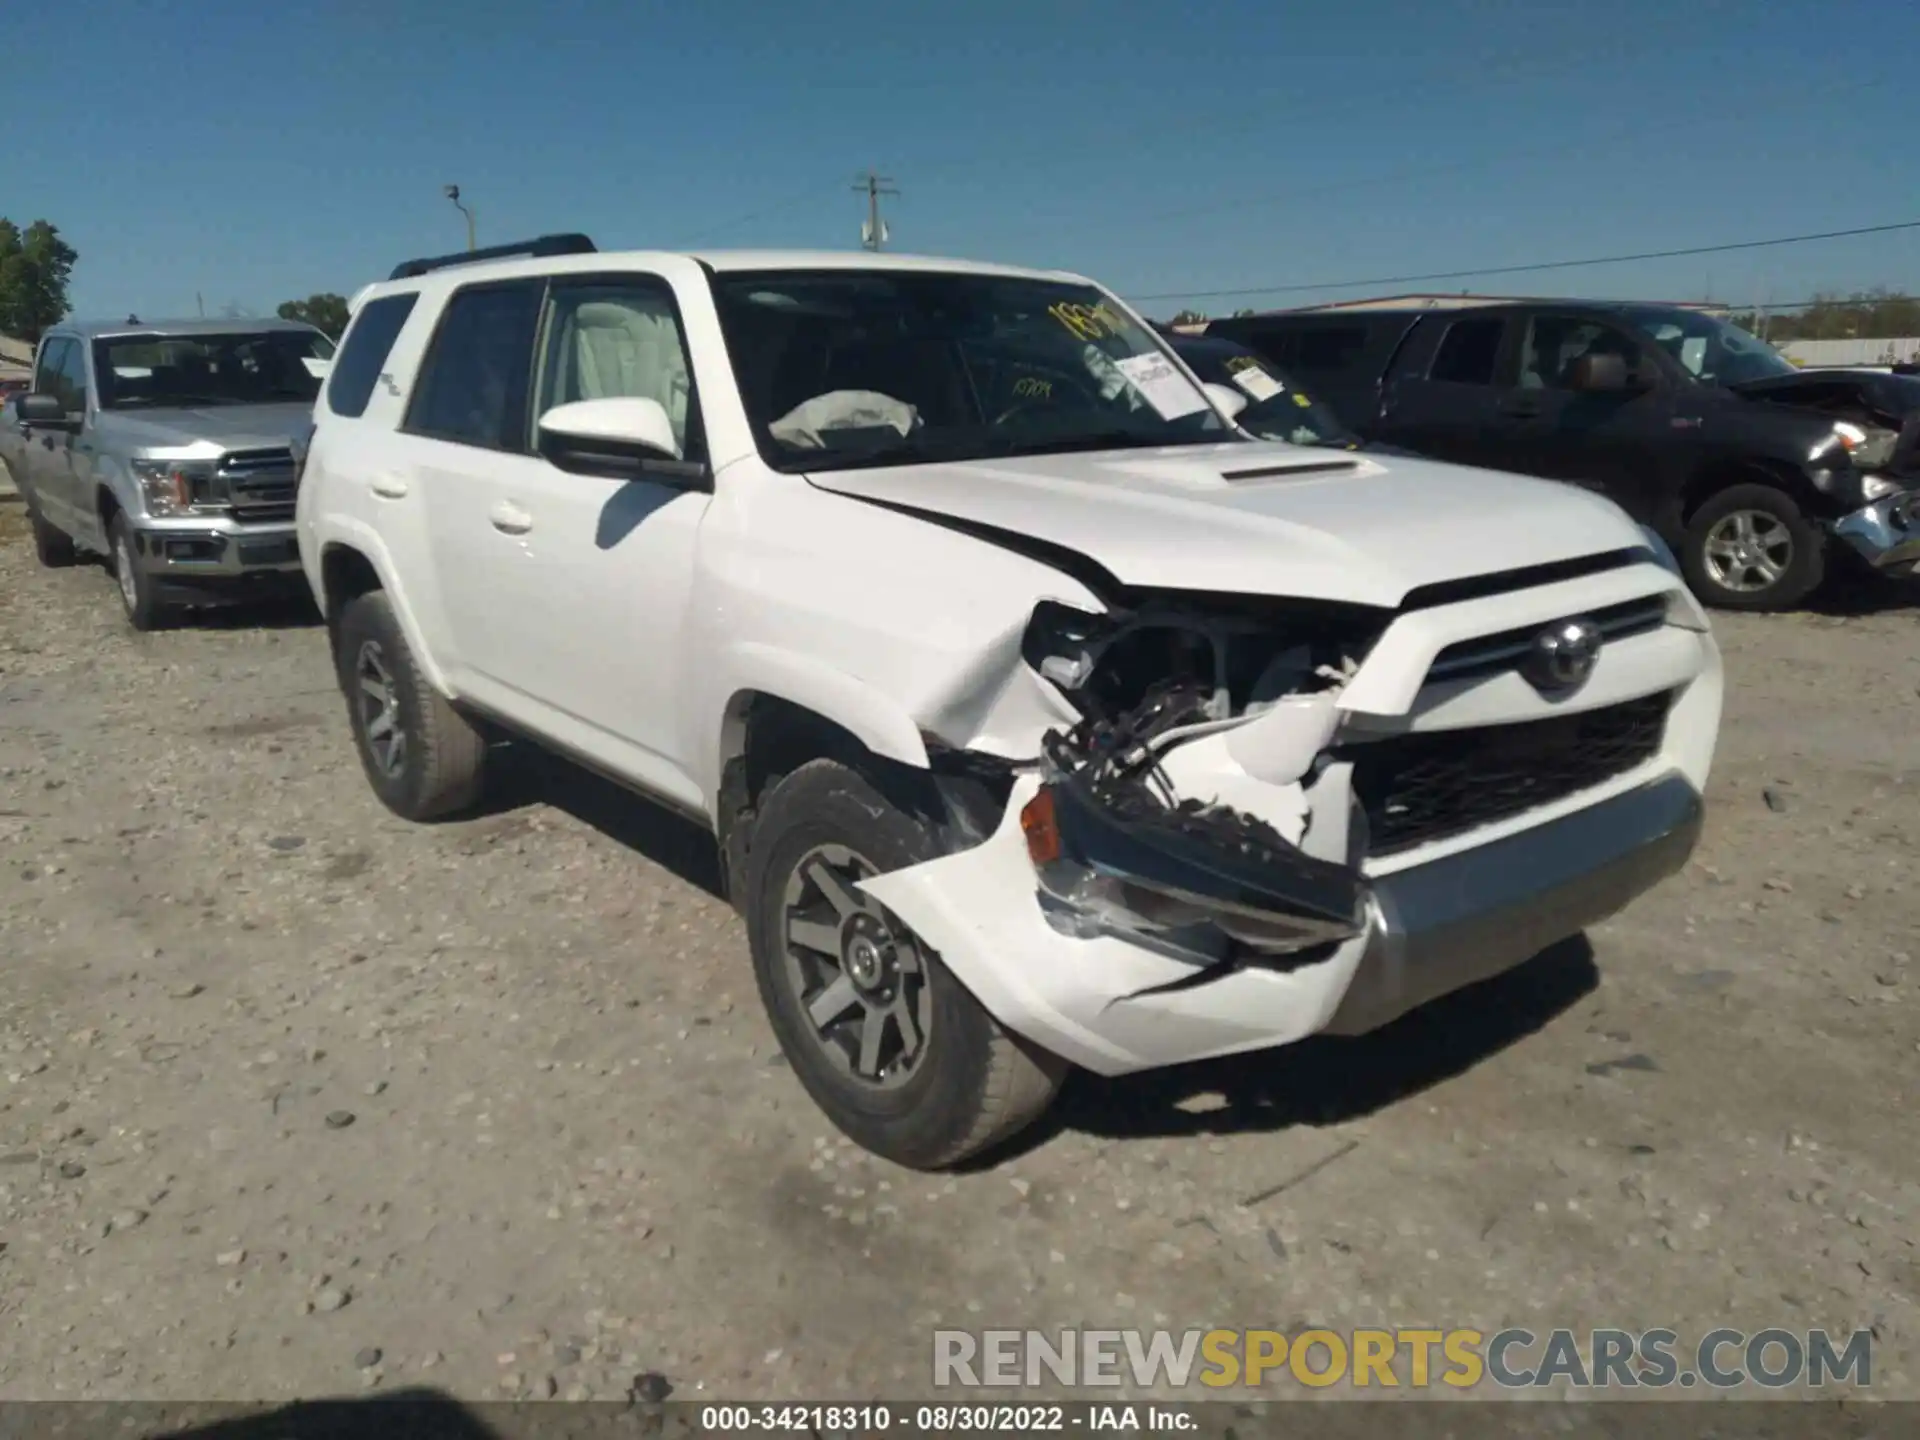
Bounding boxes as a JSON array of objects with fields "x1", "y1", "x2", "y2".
[{"x1": 1726, "y1": 289, "x2": 1920, "y2": 343}]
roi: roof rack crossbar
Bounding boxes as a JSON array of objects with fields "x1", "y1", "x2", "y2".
[{"x1": 388, "y1": 233, "x2": 597, "y2": 281}]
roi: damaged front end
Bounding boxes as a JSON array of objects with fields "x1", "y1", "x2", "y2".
[{"x1": 1006, "y1": 594, "x2": 1378, "y2": 966}]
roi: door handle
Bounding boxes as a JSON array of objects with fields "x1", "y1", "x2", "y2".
[
  {"x1": 369, "y1": 473, "x2": 409, "y2": 499},
  {"x1": 490, "y1": 500, "x2": 533, "y2": 535},
  {"x1": 1499, "y1": 400, "x2": 1542, "y2": 419}
]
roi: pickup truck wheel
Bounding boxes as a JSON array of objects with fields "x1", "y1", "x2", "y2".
[
  {"x1": 28, "y1": 503, "x2": 76, "y2": 568},
  {"x1": 108, "y1": 513, "x2": 171, "y2": 630},
  {"x1": 745, "y1": 759, "x2": 1065, "y2": 1169},
  {"x1": 333, "y1": 590, "x2": 487, "y2": 821},
  {"x1": 1682, "y1": 484, "x2": 1824, "y2": 611}
]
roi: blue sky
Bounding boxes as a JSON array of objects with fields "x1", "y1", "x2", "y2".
[{"x1": 9, "y1": 0, "x2": 1918, "y2": 322}]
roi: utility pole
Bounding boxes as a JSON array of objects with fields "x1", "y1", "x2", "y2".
[
  {"x1": 444, "y1": 184, "x2": 476, "y2": 251},
  {"x1": 853, "y1": 170, "x2": 898, "y2": 250}
]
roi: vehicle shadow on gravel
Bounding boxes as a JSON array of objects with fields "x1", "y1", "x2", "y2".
[
  {"x1": 1805, "y1": 565, "x2": 1918, "y2": 617},
  {"x1": 86, "y1": 1389, "x2": 670, "y2": 1439},
  {"x1": 1003, "y1": 935, "x2": 1600, "y2": 1162},
  {"x1": 470, "y1": 743, "x2": 727, "y2": 898}
]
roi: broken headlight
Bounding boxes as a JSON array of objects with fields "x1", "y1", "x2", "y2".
[
  {"x1": 1823, "y1": 421, "x2": 1901, "y2": 472},
  {"x1": 1020, "y1": 594, "x2": 1373, "y2": 726}
]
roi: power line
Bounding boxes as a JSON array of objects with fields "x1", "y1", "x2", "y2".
[
  {"x1": 683, "y1": 181, "x2": 843, "y2": 245},
  {"x1": 686, "y1": 24, "x2": 1731, "y2": 248},
  {"x1": 1131, "y1": 220, "x2": 1920, "y2": 305}
]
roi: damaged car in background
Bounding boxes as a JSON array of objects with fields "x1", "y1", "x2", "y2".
[
  {"x1": 1206, "y1": 300, "x2": 1920, "y2": 610},
  {"x1": 297, "y1": 240, "x2": 1723, "y2": 1169}
]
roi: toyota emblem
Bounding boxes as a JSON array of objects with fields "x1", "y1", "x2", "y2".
[{"x1": 1522, "y1": 616, "x2": 1604, "y2": 693}]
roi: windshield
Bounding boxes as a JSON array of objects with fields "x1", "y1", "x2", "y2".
[
  {"x1": 1619, "y1": 308, "x2": 1795, "y2": 386},
  {"x1": 709, "y1": 270, "x2": 1236, "y2": 471},
  {"x1": 1175, "y1": 345, "x2": 1358, "y2": 449},
  {"x1": 92, "y1": 329, "x2": 336, "y2": 409}
]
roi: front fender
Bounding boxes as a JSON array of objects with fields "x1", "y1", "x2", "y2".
[{"x1": 702, "y1": 643, "x2": 932, "y2": 804}]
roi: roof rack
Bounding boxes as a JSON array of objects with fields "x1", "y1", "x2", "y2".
[{"x1": 388, "y1": 233, "x2": 597, "y2": 281}]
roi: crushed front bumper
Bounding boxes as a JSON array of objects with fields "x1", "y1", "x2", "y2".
[
  {"x1": 1833, "y1": 489, "x2": 1920, "y2": 573},
  {"x1": 1322, "y1": 774, "x2": 1700, "y2": 1035},
  {"x1": 862, "y1": 765, "x2": 1704, "y2": 1078}
]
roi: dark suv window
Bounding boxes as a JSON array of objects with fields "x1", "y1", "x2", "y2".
[
  {"x1": 328, "y1": 294, "x2": 419, "y2": 419},
  {"x1": 1428, "y1": 319, "x2": 1503, "y2": 385},
  {"x1": 1290, "y1": 325, "x2": 1368, "y2": 374},
  {"x1": 404, "y1": 282, "x2": 543, "y2": 450}
]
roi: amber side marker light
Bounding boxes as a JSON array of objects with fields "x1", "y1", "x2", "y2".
[{"x1": 1020, "y1": 787, "x2": 1063, "y2": 866}]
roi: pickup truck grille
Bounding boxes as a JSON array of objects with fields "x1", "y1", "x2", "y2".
[
  {"x1": 1425, "y1": 595, "x2": 1670, "y2": 686},
  {"x1": 1349, "y1": 691, "x2": 1672, "y2": 857},
  {"x1": 218, "y1": 447, "x2": 297, "y2": 523}
]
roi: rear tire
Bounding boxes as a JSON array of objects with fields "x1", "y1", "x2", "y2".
[
  {"x1": 1681, "y1": 483, "x2": 1824, "y2": 611},
  {"x1": 108, "y1": 512, "x2": 171, "y2": 630},
  {"x1": 745, "y1": 759, "x2": 1065, "y2": 1169},
  {"x1": 333, "y1": 589, "x2": 487, "y2": 821},
  {"x1": 28, "y1": 502, "x2": 76, "y2": 568}
]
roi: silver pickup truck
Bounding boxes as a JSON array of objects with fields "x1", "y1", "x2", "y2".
[{"x1": 0, "y1": 317, "x2": 334, "y2": 629}]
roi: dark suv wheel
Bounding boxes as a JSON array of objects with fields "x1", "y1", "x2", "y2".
[
  {"x1": 1681, "y1": 483, "x2": 1824, "y2": 611},
  {"x1": 332, "y1": 589, "x2": 488, "y2": 820},
  {"x1": 744, "y1": 759, "x2": 1065, "y2": 1169}
]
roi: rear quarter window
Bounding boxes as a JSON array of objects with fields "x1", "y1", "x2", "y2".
[{"x1": 326, "y1": 293, "x2": 420, "y2": 419}]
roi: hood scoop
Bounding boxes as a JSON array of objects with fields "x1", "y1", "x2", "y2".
[{"x1": 1220, "y1": 458, "x2": 1362, "y2": 482}]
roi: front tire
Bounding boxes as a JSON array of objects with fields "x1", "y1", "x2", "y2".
[
  {"x1": 332, "y1": 589, "x2": 487, "y2": 821},
  {"x1": 108, "y1": 512, "x2": 170, "y2": 630},
  {"x1": 744, "y1": 759, "x2": 1065, "y2": 1169},
  {"x1": 1681, "y1": 483, "x2": 1825, "y2": 611}
]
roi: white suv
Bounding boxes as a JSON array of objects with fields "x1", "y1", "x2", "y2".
[{"x1": 297, "y1": 234, "x2": 1723, "y2": 1169}]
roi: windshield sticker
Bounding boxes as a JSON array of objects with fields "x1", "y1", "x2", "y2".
[
  {"x1": 1228, "y1": 366, "x2": 1284, "y2": 402},
  {"x1": 1049, "y1": 301, "x2": 1129, "y2": 343},
  {"x1": 1011, "y1": 375, "x2": 1054, "y2": 399},
  {"x1": 1114, "y1": 352, "x2": 1208, "y2": 420},
  {"x1": 1291, "y1": 392, "x2": 1313, "y2": 409}
]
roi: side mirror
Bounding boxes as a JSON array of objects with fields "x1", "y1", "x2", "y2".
[
  {"x1": 19, "y1": 393, "x2": 72, "y2": 427},
  {"x1": 1202, "y1": 381, "x2": 1249, "y2": 422},
  {"x1": 537, "y1": 397, "x2": 696, "y2": 481}
]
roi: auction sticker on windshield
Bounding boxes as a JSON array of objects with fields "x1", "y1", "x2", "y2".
[
  {"x1": 1115, "y1": 352, "x2": 1208, "y2": 419},
  {"x1": 1227, "y1": 363, "x2": 1284, "y2": 402}
]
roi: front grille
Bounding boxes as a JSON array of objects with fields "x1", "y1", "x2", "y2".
[
  {"x1": 1348, "y1": 692, "x2": 1672, "y2": 857},
  {"x1": 219, "y1": 446, "x2": 297, "y2": 523},
  {"x1": 1425, "y1": 595, "x2": 1670, "y2": 686}
]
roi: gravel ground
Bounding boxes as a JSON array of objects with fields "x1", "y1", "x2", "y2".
[{"x1": 0, "y1": 506, "x2": 1915, "y2": 1405}]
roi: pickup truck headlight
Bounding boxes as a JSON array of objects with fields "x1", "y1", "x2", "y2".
[{"x1": 130, "y1": 459, "x2": 219, "y2": 517}]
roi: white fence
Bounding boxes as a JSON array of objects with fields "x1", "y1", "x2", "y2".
[{"x1": 1779, "y1": 337, "x2": 1920, "y2": 368}]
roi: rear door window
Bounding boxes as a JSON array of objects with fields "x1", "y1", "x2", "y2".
[
  {"x1": 1428, "y1": 319, "x2": 1504, "y2": 385},
  {"x1": 327, "y1": 293, "x2": 420, "y2": 419},
  {"x1": 403, "y1": 282, "x2": 544, "y2": 450}
]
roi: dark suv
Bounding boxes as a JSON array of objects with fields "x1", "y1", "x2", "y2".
[{"x1": 1206, "y1": 302, "x2": 1920, "y2": 609}]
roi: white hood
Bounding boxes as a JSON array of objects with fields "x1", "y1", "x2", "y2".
[{"x1": 806, "y1": 441, "x2": 1645, "y2": 607}]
